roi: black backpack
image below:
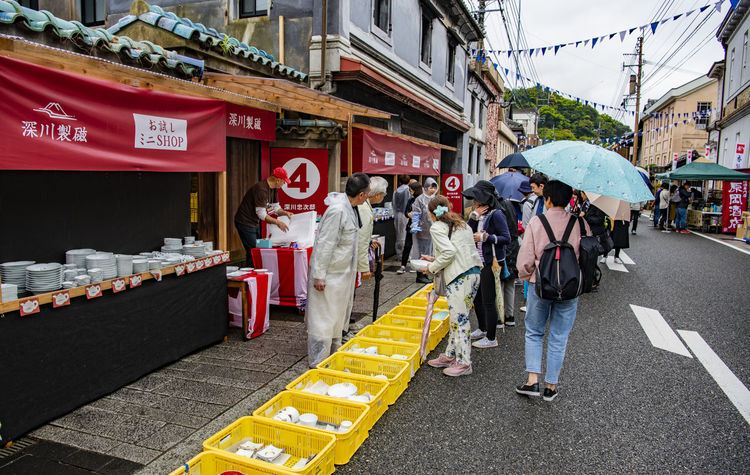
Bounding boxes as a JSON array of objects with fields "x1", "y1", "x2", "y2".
[
  {"x1": 577, "y1": 217, "x2": 601, "y2": 293},
  {"x1": 535, "y1": 215, "x2": 582, "y2": 301}
]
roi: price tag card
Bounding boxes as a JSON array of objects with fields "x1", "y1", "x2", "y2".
[
  {"x1": 213, "y1": 255, "x2": 222, "y2": 265},
  {"x1": 19, "y1": 297, "x2": 40, "y2": 316},
  {"x1": 111, "y1": 278, "x2": 127, "y2": 293},
  {"x1": 203, "y1": 257, "x2": 213, "y2": 268},
  {"x1": 186, "y1": 262, "x2": 196, "y2": 273},
  {"x1": 130, "y1": 274, "x2": 142, "y2": 288},
  {"x1": 222, "y1": 252, "x2": 230, "y2": 262},
  {"x1": 85, "y1": 284, "x2": 102, "y2": 299},
  {"x1": 52, "y1": 290, "x2": 71, "y2": 308},
  {"x1": 195, "y1": 259, "x2": 204, "y2": 271},
  {"x1": 150, "y1": 269, "x2": 163, "y2": 281},
  {"x1": 174, "y1": 264, "x2": 185, "y2": 276}
]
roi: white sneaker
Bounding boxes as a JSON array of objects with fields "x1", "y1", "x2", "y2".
[
  {"x1": 471, "y1": 337, "x2": 498, "y2": 349},
  {"x1": 599, "y1": 256, "x2": 606, "y2": 264},
  {"x1": 614, "y1": 257, "x2": 623, "y2": 264},
  {"x1": 469, "y1": 329, "x2": 486, "y2": 340},
  {"x1": 396, "y1": 266, "x2": 405, "y2": 275},
  {"x1": 520, "y1": 306, "x2": 527, "y2": 313}
]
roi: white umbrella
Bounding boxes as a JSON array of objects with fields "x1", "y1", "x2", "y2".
[{"x1": 587, "y1": 192, "x2": 631, "y2": 221}]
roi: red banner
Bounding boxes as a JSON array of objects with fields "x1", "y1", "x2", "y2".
[
  {"x1": 226, "y1": 103, "x2": 276, "y2": 142},
  {"x1": 0, "y1": 56, "x2": 226, "y2": 172},
  {"x1": 342, "y1": 128, "x2": 441, "y2": 175},
  {"x1": 722, "y1": 180, "x2": 749, "y2": 233},
  {"x1": 442, "y1": 174, "x2": 463, "y2": 215},
  {"x1": 271, "y1": 148, "x2": 329, "y2": 215}
]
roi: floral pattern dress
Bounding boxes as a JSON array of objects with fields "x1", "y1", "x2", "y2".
[{"x1": 445, "y1": 273, "x2": 481, "y2": 364}]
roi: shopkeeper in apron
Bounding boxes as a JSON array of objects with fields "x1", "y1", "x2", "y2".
[{"x1": 234, "y1": 167, "x2": 293, "y2": 267}]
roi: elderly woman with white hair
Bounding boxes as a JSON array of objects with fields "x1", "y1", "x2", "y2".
[{"x1": 356, "y1": 175, "x2": 388, "y2": 279}]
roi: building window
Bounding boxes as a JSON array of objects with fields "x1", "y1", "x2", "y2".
[
  {"x1": 743, "y1": 30, "x2": 748, "y2": 82},
  {"x1": 729, "y1": 47, "x2": 735, "y2": 91},
  {"x1": 468, "y1": 143, "x2": 474, "y2": 175},
  {"x1": 478, "y1": 102, "x2": 484, "y2": 129},
  {"x1": 476, "y1": 145, "x2": 482, "y2": 175},
  {"x1": 81, "y1": 0, "x2": 105, "y2": 26},
  {"x1": 447, "y1": 40, "x2": 456, "y2": 85},
  {"x1": 373, "y1": 0, "x2": 391, "y2": 34},
  {"x1": 240, "y1": 0, "x2": 268, "y2": 18},
  {"x1": 470, "y1": 95, "x2": 476, "y2": 125},
  {"x1": 420, "y1": 11, "x2": 432, "y2": 66},
  {"x1": 19, "y1": 0, "x2": 38, "y2": 9},
  {"x1": 696, "y1": 102, "x2": 711, "y2": 129}
]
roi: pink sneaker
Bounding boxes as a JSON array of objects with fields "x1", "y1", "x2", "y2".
[
  {"x1": 442, "y1": 361, "x2": 472, "y2": 376},
  {"x1": 427, "y1": 353, "x2": 455, "y2": 368}
]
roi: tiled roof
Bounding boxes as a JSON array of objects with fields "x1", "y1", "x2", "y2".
[
  {"x1": 0, "y1": 0, "x2": 199, "y2": 78},
  {"x1": 109, "y1": 4, "x2": 307, "y2": 82}
]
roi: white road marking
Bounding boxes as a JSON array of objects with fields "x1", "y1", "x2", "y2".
[
  {"x1": 678, "y1": 330, "x2": 750, "y2": 426},
  {"x1": 618, "y1": 251, "x2": 635, "y2": 265},
  {"x1": 604, "y1": 256, "x2": 629, "y2": 273},
  {"x1": 692, "y1": 231, "x2": 750, "y2": 256},
  {"x1": 630, "y1": 305, "x2": 692, "y2": 358}
]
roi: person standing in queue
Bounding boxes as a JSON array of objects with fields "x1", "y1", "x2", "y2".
[
  {"x1": 306, "y1": 173, "x2": 370, "y2": 367},
  {"x1": 412, "y1": 177, "x2": 439, "y2": 284},
  {"x1": 234, "y1": 168, "x2": 293, "y2": 268},
  {"x1": 392, "y1": 175, "x2": 412, "y2": 259},
  {"x1": 397, "y1": 181, "x2": 423, "y2": 275}
]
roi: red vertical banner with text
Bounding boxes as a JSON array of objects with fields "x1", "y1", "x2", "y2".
[
  {"x1": 271, "y1": 148, "x2": 329, "y2": 215},
  {"x1": 442, "y1": 174, "x2": 463, "y2": 215},
  {"x1": 722, "y1": 181, "x2": 749, "y2": 233}
]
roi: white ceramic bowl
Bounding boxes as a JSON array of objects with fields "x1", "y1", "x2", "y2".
[{"x1": 410, "y1": 259, "x2": 430, "y2": 271}]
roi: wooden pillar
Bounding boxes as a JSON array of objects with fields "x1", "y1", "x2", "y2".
[
  {"x1": 347, "y1": 113, "x2": 353, "y2": 177},
  {"x1": 218, "y1": 171, "x2": 227, "y2": 251}
]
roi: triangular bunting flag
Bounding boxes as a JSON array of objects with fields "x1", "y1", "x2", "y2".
[
  {"x1": 673, "y1": 14, "x2": 683, "y2": 20},
  {"x1": 504, "y1": 68, "x2": 509, "y2": 75},
  {"x1": 554, "y1": 45, "x2": 560, "y2": 55},
  {"x1": 629, "y1": 27, "x2": 637, "y2": 34},
  {"x1": 699, "y1": 5, "x2": 709, "y2": 12},
  {"x1": 610, "y1": 33, "x2": 617, "y2": 40},
  {"x1": 584, "y1": 39, "x2": 589, "y2": 47},
  {"x1": 620, "y1": 30, "x2": 627, "y2": 41},
  {"x1": 686, "y1": 9, "x2": 694, "y2": 17},
  {"x1": 576, "y1": 41, "x2": 582, "y2": 47},
  {"x1": 591, "y1": 37, "x2": 598, "y2": 48},
  {"x1": 650, "y1": 21, "x2": 659, "y2": 34},
  {"x1": 541, "y1": 47, "x2": 547, "y2": 55},
  {"x1": 535, "y1": 48, "x2": 541, "y2": 57},
  {"x1": 714, "y1": 1, "x2": 722, "y2": 13},
  {"x1": 529, "y1": 48, "x2": 534, "y2": 56},
  {"x1": 508, "y1": 50, "x2": 512, "y2": 58}
]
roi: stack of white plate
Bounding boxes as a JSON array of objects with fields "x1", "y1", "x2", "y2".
[
  {"x1": 63, "y1": 269, "x2": 79, "y2": 281},
  {"x1": 62, "y1": 281, "x2": 76, "y2": 289},
  {"x1": 148, "y1": 259, "x2": 162, "y2": 270},
  {"x1": 204, "y1": 241, "x2": 214, "y2": 252},
  {"x1": 74, "y1": 275, "x2": 91, "y2": 286},
  {"x1": 66, "y1": 249, "x2": 96, "y2": 268},
  {"x1": 184, "y1": 236, "x2": 195, "y2": 245},
  {"x1": 161, "y1": 238, "x2": 183, "y2": 253},
  {"x1": 115, "y1": 255, "x2": 134, "y2": 277},
  {"x1": 62, "y1": 263, "x2": 77, "y2": 271},
  {"x1": 0, "y1": 261, "x2": 35, "y2": 291},
  {"x1": 26, "y1": 263, "x2": 63, "y2": 294},
  {"x1": 87, "y1": 268, "x2": 104, "y2": 283},
  {"x1": 182, "y1": 244, "x2": 206, "y2": 258},
  {"x1": 86, "y1": 252, "x2": 116, "y2": 279},
  {"x1": 1, "y1": 283, "x2": 18, "y2": 302},
  {"x1": 132, "y1": 259, "x2": 149, "y2": 273},
  {"x1": 163, "y1": 257, "x2": 182, "y2": 266}
]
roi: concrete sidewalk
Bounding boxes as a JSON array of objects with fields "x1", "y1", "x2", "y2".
[{"x1": 0, "y1": 257, "x2": 424, "y2": 474}]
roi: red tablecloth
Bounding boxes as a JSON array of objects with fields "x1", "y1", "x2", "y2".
[
  {"x1": 251, "y1": 247, "x2": 313, "y2": 307},
  {"x1": 228, "y1": 271, "x2": 271, "y2": 339}
]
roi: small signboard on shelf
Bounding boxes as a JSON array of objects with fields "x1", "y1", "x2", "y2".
[
  {"x1": 85, "y1": 284, "x2": 102, "y2": 299},
  {"x1": 111, "y1": 278, "x2": 127, "y2": 293},
  {"x1": 150, "y1": 269, "x2": 163, "y2": 281},
  {"x1": 129, "y1": 274, "x2": 142, "y2": 288},
  {"x1": 52, "y1": 290, "x2": 70, "y2": 308},
  {"x1": 186, "y1": 262, "x2": 196, "y2": 273},
  {"x1": 19, "y1": 297, "x2": 40, "y2": 316},
  {"x1": 175, "y1": 264, "x2": 186, "y2": 276}
]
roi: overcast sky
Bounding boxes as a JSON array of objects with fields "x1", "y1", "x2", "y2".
[{"x1": 467, "y1": 0, "x2": 728, "y2": 127}]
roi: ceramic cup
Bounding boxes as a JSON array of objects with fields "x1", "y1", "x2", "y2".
[{"x1": 298, "y1": 413, "x2": 318, "y2": 427}]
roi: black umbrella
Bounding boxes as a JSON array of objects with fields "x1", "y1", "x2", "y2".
[
  {"x1": 372, "y1": 244, "x2": 383, "y2": 321},
  {"x1": 497, "y1": 152, "x2": 530, "y2": 169}
]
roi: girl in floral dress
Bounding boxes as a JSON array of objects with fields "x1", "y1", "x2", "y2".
[{"x1": 420, "y1": 196, "x2": 482, "y2": 376}]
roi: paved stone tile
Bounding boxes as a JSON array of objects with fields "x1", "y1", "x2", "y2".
[
  {"x1": 99, "y1": 457, "x2": 144, "y2": 475},
  {"x1": 158, "y1": 368, "x2": 210, "y2": 383},
  {"x1": 32, "y1": 426, "x2": 119, "y2": 453},
  {"x1": 151, "y1": 396, "x2": 227, "y2": 419},
  {"x1": 204, "y1": 376, "x2": 266, "y2": 391},
  {"x1": 152, "y1": 379, "x2": 247, "y2": 406},
  {"x1": 100, "y1": 416, "x2": 166, "y2": 444},
  {"x1": 88, "y1": 397, "x2": 210, "y2": 429},
  {"x1": 265, "y1": 353, "x2": 303, "y2": 366},
  {"x1": 125, "y1": 373, "x2": 172, "y2": 392},
  {"x1": 108, "y1": 387, "x2": 164, "y2": 407},
  {"x1": 167, "y1": 360, "x2": 201, "y2": 372},
  {"x1": 62, "y1": 448, "x2": 114, "y2": 471},
  {"x1": 135, "y1": 425, "x2": 195, "y2": 452},
  {"x1": 199, "y1": 345, "x2": 248, "y2": 360},
  {"x1": 108, "y1": 443, "x2": 161, "y2": 465},
  {"x1": 262, "y1": 364, "x2": 293, "y2": 374},
  {"x1": 23, "y1": 440, "x2": 79, "y2": 461},
  {"x1": 51, "y1": 407, "x2": 129, "y2": 434}
]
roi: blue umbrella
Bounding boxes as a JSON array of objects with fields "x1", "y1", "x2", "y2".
[
  {"x1": 489, "y1": 171, "x2": 529, "y2": 202},
  {"x1": 497, "y1": 152, "x2": 530, "y2": 169},
  {"x1": 522, "y1": 141, "x2": 654, "y2": 202}
]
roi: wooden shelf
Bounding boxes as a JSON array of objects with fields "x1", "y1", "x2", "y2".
[{"x1": 0, "y1": 252, "x2": 229, "y2": 314}]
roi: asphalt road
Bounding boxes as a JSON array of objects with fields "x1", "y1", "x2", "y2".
[{"x1": 339, "y1": 217, "x2": 750, "y2": 474}]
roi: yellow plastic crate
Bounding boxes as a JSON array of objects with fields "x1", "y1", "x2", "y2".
[
  {"x1": 389, "y1": 304, "x2": 429, "y2": 317},
  {"x1": 411, "y1": 288, "x2": 447, "y2": 303},
  {"x1": 375, "y1": 314, "x2": 446, "y2": 349},
  {"x1": 252, "y1": 390, "x2": 369, "y2": 465},
  {"x1": 170, "y1": 450, "x2": 279, "y2": 475},
  {"x1": 399, "y1": 297, "x2": 449, "y2": 310},
  {"x1": 285, "y1": 369, "x2": 388, "y2": 427},
  {"x1": 339, "y1": 336, "x2": 421, "y2": 376},
  {"x1": 317, "y1": 352, "x2": 410, "y2": 405},
  {"x1": 356, "y1": 324, "x2": 425, "y2": 348},
  {"x1": 202, "y1": 416, "x2": 335, "y2": 475}
]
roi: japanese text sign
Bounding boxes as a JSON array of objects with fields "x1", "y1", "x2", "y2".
[
  {"x1": 0, "y1": 56, "x2": 225, "y2": 172},
  {"x1": 722, "y1": 180, "x2": 749, "y2": 233},
  {"x1": 225, "y1": 103, "x2": 276, "y2": 142},
  {"x1": 271, "y1": 148, "x2": 329, "y2": 215},
  {"x1": 735, "y1": 143, "x2": 747, "y2": 169},
  {"x1": 442, "y1": 174, "x2": 463, "y2": 216}
]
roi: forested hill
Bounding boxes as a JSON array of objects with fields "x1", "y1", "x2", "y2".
[{"x1": 506, "y1": 87, "x2": 632, "y2": 142}]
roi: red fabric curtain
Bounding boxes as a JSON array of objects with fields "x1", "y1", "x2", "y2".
[
  {"x1": 343, "y1": 128, "x2": 441, "y2": 175},
  {"x1": 0, "y1": 56, "x2": 226, "y2": 172}
]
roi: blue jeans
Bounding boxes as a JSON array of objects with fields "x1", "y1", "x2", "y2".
[
  {"x1": 653, "y1": 206, "x2": 660, "y2": 226},
  {"x1": 675, "y1": 207, "x2": 687, "y2": 230},
  {"x1": 235, "y1": 223, "x2": 260, "y2": 267},
  {"x1": 524, "y1": 283, "x2": 578, "y2": 385}
]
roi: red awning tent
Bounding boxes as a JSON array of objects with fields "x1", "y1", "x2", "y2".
[{"x1": 342, "y1": 127, "x2": 441, "y2": 176}]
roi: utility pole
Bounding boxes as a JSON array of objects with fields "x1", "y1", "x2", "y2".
[
  {"x1": 631, "y1": 36, "x2": 643, "y2": 165},
  {"x1": 475, "y1": 0, "x2": 486, "y2": 74}
]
